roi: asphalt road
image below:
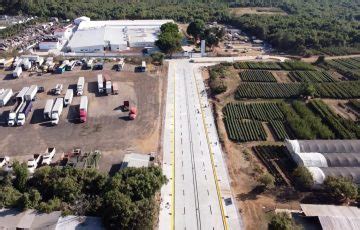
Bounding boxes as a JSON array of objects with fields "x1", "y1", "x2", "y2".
[{"x1": 159, "y1": 59, "x2": 243, "y2": 230}]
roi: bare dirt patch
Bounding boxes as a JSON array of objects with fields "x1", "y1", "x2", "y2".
[
  {"x1": 229, "y1": 7, "x2": 287, "y2": 16},
  {"x1": 0, "y1": 62, "x2": 167, "y2": 173}
]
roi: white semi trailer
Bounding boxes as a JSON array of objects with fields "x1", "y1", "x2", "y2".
[
  {"x1": 43, "y1": 99, "x2": 54, "y2": 120},
  {"x1": 51, "y1": 98, "x2": 64, "y2": 125},
  {"x1": 0, "y1": 89, "x2": 13, "y2": 107},
  {"x1": 77, "y1": 77, "x2": 85, "y2": 96}
]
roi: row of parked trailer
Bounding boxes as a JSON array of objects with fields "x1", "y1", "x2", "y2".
[
  {"x1": 43, "y1": 91, "x2": 88, "y2": 125},
  {"x1": 6, "y1": 85, "x2": 38, "y2": 126},
  {"x1": 97, "y1": 74, "x2": 118, "y2": 95}
]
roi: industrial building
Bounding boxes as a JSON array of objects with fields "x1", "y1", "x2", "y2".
[
  {"x1": 299, "y1": 204, "x2": 360, "y2": 230},
  {"x1": 67, "y1": 19, "x2": 173, "y2": 52},
  {"x1": 285, "y1": 139, "x2": 360, "y2": 185}
]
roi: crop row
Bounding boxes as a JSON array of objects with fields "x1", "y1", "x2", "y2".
[
  {"x1": 235, "y1": 83, "x2": 302, "y2": 99},
  {"x1": 325, "y1": 58, "x2": 360, "y2": 80},
  {"x1": 349, "y1": 99, "x2": 360, "y2": 111},
  {"x1": 269, "y1": 120, "x2": 289, "y2": 141},
  {"x1": 309, "y1": 100, "x2": 360, "y2": 139},
  {"x1": 240, "y1": 70, "x2": 277, "y2": 82},
  {"x1": 235, "y1": 81, "x2": 360, "y2": 99},
  {"x1": 233, "y1": 62, "x2": 282, "y2": 70},
  {"x1": 223, "y1": 102, "x2": 284, "y2": 121},
  {"x1": 288, "y1": 71, "x2": 335, "y2": 83},
  {"x1": 224, "y1": 119, "x2": 266, "y2": 142}
]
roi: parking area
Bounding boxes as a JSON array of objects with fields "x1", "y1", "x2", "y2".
[{"x1": 0, "y1": 62, "x2": 166, "y2": 172}]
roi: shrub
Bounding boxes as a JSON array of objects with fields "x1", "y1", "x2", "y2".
[
  {"x1": 323, "y1": 176, "x2": 358, "y2": 202},
  {"x1": 293, "y1": 166, "x2": 314, "y2": 190}
]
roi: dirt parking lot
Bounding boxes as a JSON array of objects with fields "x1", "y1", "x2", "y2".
[{"x1": 0, "y1": 62, "x2": 167, "y2": 172}]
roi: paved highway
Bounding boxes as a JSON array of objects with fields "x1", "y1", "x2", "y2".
[{"x1": 159, "y1": 59, "x2": 243, "y2": 230}]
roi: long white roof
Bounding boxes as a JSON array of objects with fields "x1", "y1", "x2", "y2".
[{"x1": 77, "y1": 19, "x2": 173, "y2": 30}]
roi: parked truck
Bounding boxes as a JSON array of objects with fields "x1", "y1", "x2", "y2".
[
  {"x1": 79, "y1": 96, "x2": 88, "y2": 123},
  {"x1": 0, "y1": 89, "x2": 13, "y2": 107},
  {"x1": 8, "y1": 87, "x2": 28, "y2": 126},
  {"x1": 27, "y1": 154, "x2": 41, "y2": 173},
  {"x1": 53, "y1": 84, "x2": 63, "y2": 95},
  {"x1": 24, "y1": 85, "x2": 38, "y2": 101},
  {"x1": 17, "y1": 101, "x2": 32, "y2": 126},
  {"x1": 64, "y1": 89, "x2": 73, "y2": 106},
  {"x1": 97, "y1": 74, "x2": 104, "y2": 93},
  {"x1": 103, "y1": 74, "x2": 112, "y2": 95},
  {"x1": 12, "y1": 66, "x2": 22, "y2": 78},
  {"x1": 42, "y1": 147, "x2": 56, "y2": 165},
  {"x1": 51, "y1": 98, "x2": 64, "y2": 125},
  {"x1": 43, "y1": 99, "x2": 54, "y2": 120},
  {"x1": 112, "y1": 82, "x2": 119, "y2": 95},
  {"x1": 77, "y1": 77, "x2": 85, "y2": 96},
  {"x1": 86, "y1": 59, "x2": 94, "y2": 69},
  {"x1": 129, "y1": 107, "x2": 137, "y2": 120}
]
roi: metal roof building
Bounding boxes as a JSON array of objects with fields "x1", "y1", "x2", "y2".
[
  {"x1": 300, "y1": 204, "x2": 360, "y2": 230},
  {"x1": 120, "y1": 153, "x2": 153, "y2": 169},
  {"x1": 285, "y1": 139, "x2": 360, "y2": 184},
  {"x1": 68, "y1": 19, "x2": 173, "y2": 52}
]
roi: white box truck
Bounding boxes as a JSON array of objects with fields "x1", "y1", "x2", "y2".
[
  {"x1": 51, "y1": 98, "x2": 63, "y2": 125},
  {"x1": 79, "y1": 96, "x2": 88, "y2": 123},
  {"x1": 43, "y1": 99, "x2": 54, "y2": 120},
  {"x1": 24, "y1": 85, "x2": 38, "y2": 101},
  {"x1": 8, "y1": 87, "x2": 28, "y2": 126},
  {"x1": 64, "y1": 89, "x2": 73, "y2": 107},
  {"x1": 12, "y1": 66, "x2": 22, "y2": 78},
  {"x1": 0, "y1": 89, "x2": 13, "y2": 107},
  {"x1": 97, "y1": 74, "x2": 104, "y2": 93},
  {"x1": 77, "y1": 77, "x2": 85, "y2": 96}
]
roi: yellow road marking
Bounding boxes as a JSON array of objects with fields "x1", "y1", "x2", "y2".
[{"x1": 192, "y1": 68, "x2": 229, "y2": 230}]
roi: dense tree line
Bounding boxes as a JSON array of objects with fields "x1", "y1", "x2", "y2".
[
  {"x1": 228, "y1": 0, "x2": 360, "y2": 54},
  {"x1": 0, "y1": 0, "x2": 230, "y2": 23},
  {"x1": 0, "y1": 163, "x2": 167, "y2": 229}
]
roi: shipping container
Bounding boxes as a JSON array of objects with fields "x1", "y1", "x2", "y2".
[
  {"x1": 24, "y1": 85, "x2": 38, "y2": 101},
  {"x1": 43, "y1": 99, "x2": 54, "y2": 120},
  {"x1": 0, "y1": 89, "x2": 13, "y2": 107}
]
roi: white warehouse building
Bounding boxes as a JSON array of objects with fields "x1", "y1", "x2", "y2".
[{"x1": 67, "y1": 19, "x2": 173, "y2": 53}]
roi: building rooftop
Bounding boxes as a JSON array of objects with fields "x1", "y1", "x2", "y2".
[
  {"x1": 78, "y1": 19, "x2": 173, "y2": 30},
  {"x1": 301, "y1": 204, "x2": 360, "y2": 230},
  {"x1": 120, "y1": 153, "x2": 152, "y2": 169}
]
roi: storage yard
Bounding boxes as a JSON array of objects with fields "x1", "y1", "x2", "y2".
[{"x1": 0, "y1": 61, "x2": 166, "y2": 172}]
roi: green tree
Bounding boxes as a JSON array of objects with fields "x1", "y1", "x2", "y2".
[
  {"x1": 54, "y1": 177, "x2": 80, "y2": 202},
  {"x1": 18, "y1": 189, "x2": 42, "y2": 210},
  {"x1": 302, "y1": 83, "x2": 316, "y2": 98},
  {"x1": 268, "y1": 212, "x2": 297, "y2": 230},
  {"x1": 0, "y1": 186, "x2": 22, "y2": 208},
  {"x1": 155, "y1": 23, "x2": 182, "y2": 56},
  {"x1": 13, "y1": 161, "x2": 29, "y2": 192},
  {"x1": 38, "y1": 197, "x2": 62, "y2": 213},
  {"x1": 323, "y1": 176, "x2": 358, "y2": 202},
  {"x1": 258, "y1": 172, "x2": 275, "y2": 189},
  {"x1": 187, "y1": 19, "x2": 205, "y2": 41},
  {"x1": 102, "y1": 190, "x2": 136, "y2": 229},
  {"x1": 151, "y1": 52, "x2": 165, "y2": 65},
  {"x1": 293, "y1": 166, "x2": 314, "y2": 190}
]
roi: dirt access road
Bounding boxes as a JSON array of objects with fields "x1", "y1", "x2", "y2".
[{"x1": 0, "y1": 62, "x2": 167, "y2": 172}]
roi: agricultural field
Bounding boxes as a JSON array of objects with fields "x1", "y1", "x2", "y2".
[
  {"x1": 223, "y1": 102, "x2": 284, "y2": 121},
  {"x1": 309, "y1": 100, "x2": 360, "y2": 139},
  {"x1": 288, "y1": 71, "x2": 335, "y2": 83},
  {"x1": 323, "y1": 57, "x2": 360, "y2": 80},
  {"x1": 240, "y1": 70, "x2": 277, "y2": 82},
  {"x1": 269, "y1": 120, "x2": 289, "y2": 141},
  {"x1": 233, "y1": 61, "x2": 315, "y2": 71},
  {"x1": 235, "y1": 81, "x2": 360, "y2": 99},
  {"x1": 224, "y1": 119, "x2": 266, "y2": 142}
]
